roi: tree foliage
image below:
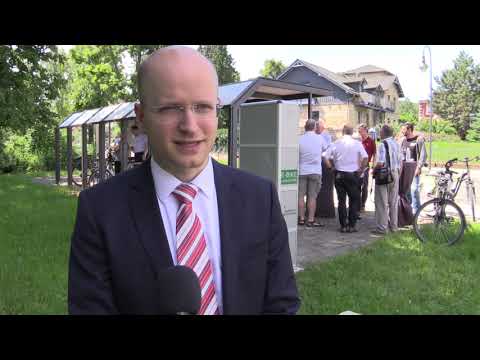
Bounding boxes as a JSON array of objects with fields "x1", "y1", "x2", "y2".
[
  {"x1": 198, "y1": 45, "x2": 240, "y2": 129},
  {"x1": 398, "y1": 98, "x2": 419, "y2": 124},
  {"x1": 260, "y1": 59, "x2": 286, "y2": 79},
  {"x1": 466, "y1": 113, "x2": 480, "y2": 142},
  {"x1": 433, "y1": 51, "x2": 480, "y2": 140},
  {"x1": 0, "y1": 45, "x2": 65, "y2": 133},
  {"x1": 198, "y1": 45, "x2": 240, "y2": 85},
  {"x1": 121, "y1": 45, "x2": 167, "y2": 100},
  {"x1": 69, "y1": 45, "x2": 128, "y2": 110}
]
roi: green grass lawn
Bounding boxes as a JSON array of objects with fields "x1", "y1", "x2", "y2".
[
  {"x1": 296, "y1": 225, "x2": 480, "y2": 315},
  {"x1": 427, "y1": 141, "x2": 480, "y2": 165},
  {"x1": 0, "y1": 174, "x2": 77, "y2": 314},
  {"x1": 2, "y1": 172, "x2": 480, "y2": 314}
]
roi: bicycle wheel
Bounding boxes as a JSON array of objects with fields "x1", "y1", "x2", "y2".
[
  {"x1": 72, "y1": 169, "x2": 83, "y2": 187},
  {"x1": 88, "y1": 169, "x2": 113, "y2": 187},
  {"x1": 413, "y1": 198, "x2": 466, "y2": 246}
]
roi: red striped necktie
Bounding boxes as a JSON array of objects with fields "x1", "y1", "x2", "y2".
[{"x1": 172, "y1": 183, "x2": 219, "y2": 315}]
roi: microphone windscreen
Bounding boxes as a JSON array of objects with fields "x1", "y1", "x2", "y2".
[{"x1": 155, "y1": 265, "x2": 201, "y2": 315}]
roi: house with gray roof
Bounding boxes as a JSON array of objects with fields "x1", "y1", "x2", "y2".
[{"x1": 277, "y1": 60, "x2": 404, "y2": 135}]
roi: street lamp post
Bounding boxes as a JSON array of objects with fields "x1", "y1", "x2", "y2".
[{"x1": 420, "y1": 45, "x2": 433, "y2": 171}]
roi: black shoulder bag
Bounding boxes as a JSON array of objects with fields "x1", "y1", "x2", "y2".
[{"x1": 373, "y1": 140, "x2": 394, "y2": 185}]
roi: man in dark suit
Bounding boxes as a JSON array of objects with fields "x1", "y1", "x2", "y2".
[{"x1": 68, "y1": 46, "x2": 300, "y2": 315}]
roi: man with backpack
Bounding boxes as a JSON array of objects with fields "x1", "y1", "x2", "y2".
[{"x1": 372, "y1": 124, "x2": 402, "y2": 235}]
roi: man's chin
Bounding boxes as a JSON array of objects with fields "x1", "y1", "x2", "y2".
[{"x1": 174, "y1": 155, "x2": 209, "y2": 170}]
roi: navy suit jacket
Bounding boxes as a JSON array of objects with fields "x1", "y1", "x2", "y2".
[{"x1": 68, "y1": 159, "x2": 300, "y2": 314}]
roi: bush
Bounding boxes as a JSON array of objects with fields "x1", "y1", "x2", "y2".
[
  {"x1": 0, "y1": 131, "x2": 41, "y2": 173},
  {"x1": 466, "y1": 114, "x2": 480, "y2": 142},
  {"x1": 214, "y1": 128, "x2": 228, "y2": 153},
  {"x1": 416, "y1": 118, "x2": 456, "y2": 135}
]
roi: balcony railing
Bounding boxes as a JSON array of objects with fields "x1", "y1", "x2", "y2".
[{"x1": 381, "y1": 99, "x2": 396, "y2": 111}]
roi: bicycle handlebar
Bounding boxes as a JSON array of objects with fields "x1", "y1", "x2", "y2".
[
  {"x1": 445, "y1": 158, "x2": 458, "y2": 169},
  {"x1": 454, "y1": 156, "x2": 480, "y2": 163}
]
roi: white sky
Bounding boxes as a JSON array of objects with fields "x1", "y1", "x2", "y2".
[{"x1": 59, "y1": 45, "x2": 480, "y2": 102}]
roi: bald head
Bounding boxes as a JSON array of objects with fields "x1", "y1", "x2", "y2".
[
  {"x1": 343, "y1": 125, "x2": 354, "y2": 135},
  {"x1": 315, "y1": 119, "x2": 325, "y2": 134},
  {"x1": 137, "y1": 46, "x2": 219, "y2": 104}
]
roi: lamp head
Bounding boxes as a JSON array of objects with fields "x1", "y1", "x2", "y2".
[{"x1": 420, "y1": 55, "x2": 428, "y2": 72}]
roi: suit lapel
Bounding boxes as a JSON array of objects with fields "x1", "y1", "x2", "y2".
[
  {"x1": 213, "y1": 160, "x2": 243, "y2": 315},
  {"x1": 127, "y1": 162, "x2": 174, "y2": 277}
]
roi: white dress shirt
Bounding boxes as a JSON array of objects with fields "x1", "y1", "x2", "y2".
[
  {"x1": 320, "y1": 131, "x2": 332, "y2": 148},
  {"x1": 325, "y1": 134, "x2": 368, "y2": 172},
  {"x1": 150, "y1": 156, "x2": 223, "y2": 313},
  {"x1": 376, "y1": 136, "x2": 401, "y2": 171},
  {"x1": 134, "y1": 133, "x2": 148, "y2": 153},
  {"x1": 299, "y1": 131, "x2": 328, "y2": 176}
]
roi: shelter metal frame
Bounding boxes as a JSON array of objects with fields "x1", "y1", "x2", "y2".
[{"x1": 55, "y1": 77, "x2": 330, "y2": 189}]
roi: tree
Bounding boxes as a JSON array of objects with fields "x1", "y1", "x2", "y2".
[
  {"x1": 198, "y1": 45, "x2": 240, "y2": 129},
  {"x1": 260, "y1": 59, "x2": 286, "y2": 79},
  {"x1": 433, "y1": 51, "x2": 480, "y2": 140},
  {"x1": 466, "y1": 113, "x2": 480, "y2": 142},
  {"x1": 69, "y1": 45, "x2": 128, "y2": 110},
  {"x1": 0, "y1": 45, "x2": 65, "y2": 133},
  {"x1": 197, "y1": 45, "x2": 240, "y2": 85},
  {"x1": 398, "y1": 98, "x2": 419, "y2": 124},
  {"x1": 122, "y1": 45, "x2": 167, "y2": 100}
]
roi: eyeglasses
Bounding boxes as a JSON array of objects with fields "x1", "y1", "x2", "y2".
[{"x1": 146, "y1": 103, "x2": 223, "y2": 119}]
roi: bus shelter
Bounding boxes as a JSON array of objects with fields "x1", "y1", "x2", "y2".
[{"x1": 55, "y1": 77, "x2": 330, "y2": 189}]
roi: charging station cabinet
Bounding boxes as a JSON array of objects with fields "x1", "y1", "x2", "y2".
[{"x1": 239, "y1": 101, "x2": 300, "y2": 268}]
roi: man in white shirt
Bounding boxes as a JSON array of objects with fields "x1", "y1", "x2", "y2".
[
  {"x1": 325, "y1": 125, "x2": 368, "y2": 233},
  {"x1": 298, "y1": 119, "x2": 328, "y2": 227},
  {"x1": 315, "y1": 119, "x2": 332, "y2": 147},
  {"x1": 131, "y1": 125, "x2": 149, "y2": 162},
  {"x1": 372, "y1": 124, "x2": 402, "y2": 235},
  {"x1": 68, "y1": 46, "x2": 300, "y2": 315}
]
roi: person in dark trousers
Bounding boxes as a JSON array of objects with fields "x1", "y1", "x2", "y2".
[
  {"x1": 325, "y1": 125, "x2": 368, "y2": 233},
  {"x1": 371, "y1": 124, "x2": 402, "y2": 235},
  {"x1": 315, "y1": 119, "x2": 336, "y2": 219},
  {"x1": 400, "y1": 123, "x2": 427, "y2": 214},
  {"x1": 357, "y1": 123, "x2": 376, "y2": 215}
]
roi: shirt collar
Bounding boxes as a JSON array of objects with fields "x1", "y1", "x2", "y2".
[{"x1": 150, "y1": 156, "x2": 214, "y2": 202}]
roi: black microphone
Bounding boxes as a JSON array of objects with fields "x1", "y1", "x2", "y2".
[{"x1": 155, "y1": 265, "x2": 201, "y2": 315}]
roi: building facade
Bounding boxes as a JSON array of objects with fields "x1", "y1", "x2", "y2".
[{"x1": 277, "y1": 60, "x2": 404, "y2": 137}]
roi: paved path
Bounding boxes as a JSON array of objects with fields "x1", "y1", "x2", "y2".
[{"x1": 296, "y1": 167, "x2": 480, "y2": 269}]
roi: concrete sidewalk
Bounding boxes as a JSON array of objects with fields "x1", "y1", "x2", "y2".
[{"x1": 296, "y1": 168, "x2": 480, "y2": 269}]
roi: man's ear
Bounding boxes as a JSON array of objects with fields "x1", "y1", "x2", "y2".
[{"x1": 134, "y1": 102, "x2": 145, "y2": 130}]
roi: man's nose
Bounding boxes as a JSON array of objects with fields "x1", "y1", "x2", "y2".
[{"x1": 177, "y1": 108, "x2": 199, "y2": 132}]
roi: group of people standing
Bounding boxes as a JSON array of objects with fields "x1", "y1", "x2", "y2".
[{"x1": 298, "y1": 119, "x2": 427, "y2": 235}]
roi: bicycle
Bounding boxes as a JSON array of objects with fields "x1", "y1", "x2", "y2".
[
  {"x1": 71, "y1": 150, "x2": 115, "y2": 188},
  {"x1": 413, "y1": 156, "x2": 479, "y2": 245},
  {"x1": 87, "y1": 149, "x2": 115, "y2": 187}
]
